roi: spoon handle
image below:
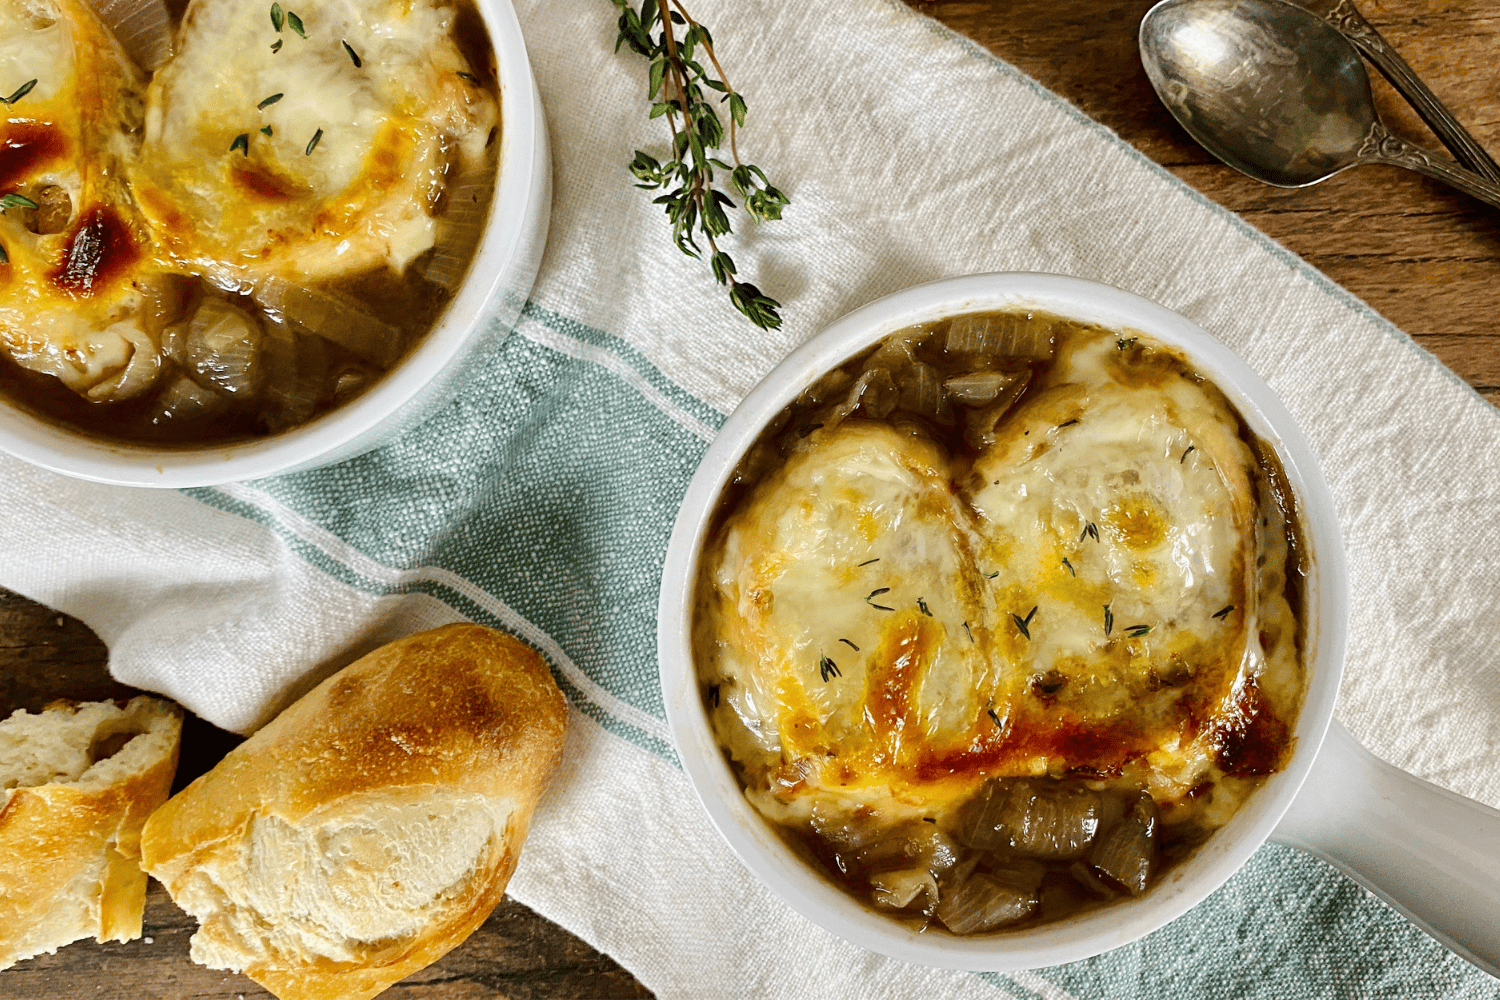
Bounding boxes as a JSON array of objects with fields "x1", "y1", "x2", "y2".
[
  {"x1": 1361, "y1": 123, "x2": 1500, "y2": 212},
  {"x1": 1306, "y1": 0, "x2": 1500, "y2": 185}
]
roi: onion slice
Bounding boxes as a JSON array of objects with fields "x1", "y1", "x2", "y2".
[
  {"x1": 86, "y1": 0, "x2": 174, "y2": 70},
  {"x1": 1089, "y1": 794, "x2": 1158, "y2": 894},
  {"x1": 870, "y1": 868, "x2": 938, "y2": 911},
  {"x1": 960, "y1": 779, "x2": 1101, "y2": 859},
  {"x1": 86, "y1": 321, "x2": 161, "y2": 401},
  {"x1": 944, "y1": 369, "x2": 1021, "y2": 406},
  {"x1": 185, "y1": 298, "x2": 262, "y2": 397},
  {"x1": 934, "y1": 864, "x2": 1042, "y2": 934},
  {"x1": 421, "y1": 162, "x2": 496, "y2": 290},
  {"x1": 253, "y1": 277, "x2": 402, "y2": 369},
  {"x1": 945, "y1": 314, "x2": 1054, "y2": 359}
]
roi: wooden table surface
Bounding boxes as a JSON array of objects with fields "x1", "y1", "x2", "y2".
[{"x1": 3, "y1": 1, "x2": 1496, "y2": 996}]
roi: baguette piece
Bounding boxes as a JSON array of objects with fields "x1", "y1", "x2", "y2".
[
  {"x1": 0, "y1": 696, "x2": 184, "y2": 969},
  {"x1": 141, "y1": 623, "x2": 569, "y2": 1000}
]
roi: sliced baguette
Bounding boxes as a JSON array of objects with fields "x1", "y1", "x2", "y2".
[
  {"x1": 0, "y1": 695, "x2": 184, "y2": 969},
  {"x1": 141, "y1": 623, "x2": 569, "y2": 1000}
]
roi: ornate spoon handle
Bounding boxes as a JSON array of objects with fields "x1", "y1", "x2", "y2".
[
  {"x1": 1360, "y1": 122, "x2": 1500, "y2": 212},
  {"x1": 1308, "y1": 0, "x2": 1500, "y2": 184}
]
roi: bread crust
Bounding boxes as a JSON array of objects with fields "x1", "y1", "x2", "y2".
[
  {"x1": 0, "y1": 696, "x2": 183, "y2": 969},
  {"x1": 141, "y1": 623, "x2": 569, "y2": 1000}
]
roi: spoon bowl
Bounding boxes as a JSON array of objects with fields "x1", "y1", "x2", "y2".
[{"x1": 1139, "y1": 0, "x2": 1500, "y2": 207}]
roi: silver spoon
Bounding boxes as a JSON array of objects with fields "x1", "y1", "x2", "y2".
[
  {"x1": 1297, "y1": 0, "x2": 1500, "y2": 185},
  {"x1": 1138, "y1": 0, "x2": 1500, "y2": 210}
]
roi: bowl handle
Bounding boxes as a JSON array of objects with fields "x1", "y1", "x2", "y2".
[{"x1": 1270, "y1": 718, "x2": 1500, "y2": 976}]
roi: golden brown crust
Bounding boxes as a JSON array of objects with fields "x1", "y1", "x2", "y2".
[
  {"x1": 141, "y1": 624, "x2": 569, "y2": 1000},
  {"x1": 0, "y1": 698, "x2": 183, "y2": 968}
]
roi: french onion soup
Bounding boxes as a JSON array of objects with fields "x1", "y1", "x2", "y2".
[
  {"x1": 0, "y1": 0, "x2": 497, "y2": 443},
  {"x1": 693, "y1": 311, "x2": 1306, "y2": 934}
]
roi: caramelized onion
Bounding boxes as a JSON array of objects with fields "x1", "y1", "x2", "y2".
[
  {"x1": 85, "y1": 322, "x2": 160, "y2": 401},
  {"x1": 1089, "y1": 794, "x2": 1158, "y2": 894},
  {"x1": 935, "y1": 864, "x2": 1042, "y2": 934},
  {"x1": 260, "y1": 324, "x2": 328, "y2": 431},
  {"x1": 960, "y1": 779, "x2": 1101, "y2": 859},
  {"x1": 253, "y1": 277, "x2": 402, "y2": 369},
  {"x1": 945, "y1": 314, "x2": 1054, "y2": 358},
  {"x1": 943, "y1": 370, "x2": 1021, "y2": 406},
  {"x1": 87, "y1": 0, "x2": 173, "y2": 70},
  {"x1": 870, "y1": 868, "x2": 938, "y2": 911},
  {"x1": 898, "y1": 362, "x2": 953, "y2": 425},
  {"x1": 185, "y1": 298, "x2": 262, "y2": 396},
  {"x1": 421, "y1": 163, "x2": 495, "y2": 290},
  {"x1": 153, "y1": 373, "x2": 223, "y2": 423}
]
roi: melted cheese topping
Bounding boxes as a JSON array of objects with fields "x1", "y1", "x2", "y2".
[
  {"x1": 131, "y1": 0, "x2": 496, "y2": 286},
  {"x1": 698, "y1": 323, "x2": 1304, "y2": 833},
  {"x1": 0, "y1": 0, "x2": 169, "y2": 401}
]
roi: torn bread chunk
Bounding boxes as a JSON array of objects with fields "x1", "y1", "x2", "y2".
[
  {"x1": 141, "y1": 624, "x2": 568, "y2": 1000},
  {"x1": 0, "y1": 696, "x2": 184, "y2": 969}
]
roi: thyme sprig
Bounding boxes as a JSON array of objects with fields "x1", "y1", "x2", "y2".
[
  {"x1": 1, "y1": 79, "x2": 37, "y2": 106},
  {"x1": 613, "y1": 0, "x2": 788, "y2": 329},
  {"x1": 1012, "y1": 605, "x2": 1038, "y2": 639},
  {"x1": 818, "y1": 656, "x2": 841, "y2": 683}
]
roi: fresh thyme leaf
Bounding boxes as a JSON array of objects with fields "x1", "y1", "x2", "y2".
[
  {"x1": 258, "y1": 93, "x2": 284, "y2": 110},
  {"x1": 963, "y1": 621, "x2": 973, "y2": 642},
  {"x1": 985, "y1": 570, "x2": 999, "y2": 580},
  {"x1": 818, "y1": 655, "x2": 841, "y2": 683},
  {"x1": 917, "y1": 597, "x2": 932, "y2": 617},
  {"x1": 305, "y1": 128, "x2": 323, "y2": 155},
  {"x1": 1081, "y1": 521, "x2": 1099, "y2": 542},
  {"x1": 457, "y1": 70, "x2": 478, "y2": 83},
  {"x1": 923, "y1": 816, "x2": 937, "y2": 824},
  {"x1": 1126, "y1": 624, "x2": 1152, "y2": 638},
  {"x1": 1104, "y1": 604, "x2": 1114, "y2": 636},
  {"x1": 839, "y1": 638, "x2": 859, "y2": 651},
  {"x1": 1062, "y1": 557, "x2": 1076, "y2": 577},
  {"x1": 342, "y1": 40, "x2": 361, "y2": 67},
  {"x1": 1, "y1": 193, "x2": 38, "y2": 210},
  {"x1": 1059, "y1": 418, "x2": 1079, "y2": 428},
  {"x1": 270, "y1": 2, "x2": 284, "y2": 31},
  {"x1": 260, "y1": 126, "x2": 274, "y2": 136},
  {"x1": 613, "y1": 0, "x2": 787, "y2": 329},
  {"x1": 707, "y1": 683, "x2": 719, "y2": 707},
  {"x1": 1012, "y1": 607, "x2": 1037, "y2": 639},
  {"x1": 1213, "y1": 605, "x2": 1235, "y2": 620},
  {"x1": 287, "y1": 10, "x2": 306, "y2": 36},
  {"x1": 1024, "y1": 605, "x2": 1038, "y2": 626},
  {"x1": 0, "y1": 243, "x2": 7, "y2": 265},
  {"x1": 229, "y1": 133, "x2": 249, "y2": 156},
  {"x1": 2, "y1": 79, "x2": 38, "y2": 105},
  {"x1": 857, "y1": 558, "x2": 880, "y2": 567},
  {"x1": 271, "y1": 39, "x2": 283, "y2": 53},
  {"x1": 987, "y1": 706, "x2": 1002, "y2": 727},
  {"x1": 1181, "y1": 444, "x2": 1196, "y2": 464},
  {"x1": 867, "y1": 587, "x2": 890, "y2": 599}
]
